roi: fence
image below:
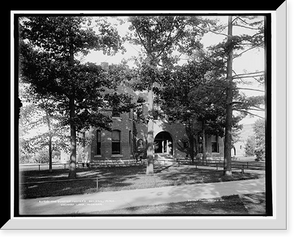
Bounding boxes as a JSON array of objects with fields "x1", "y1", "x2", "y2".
[
  {"x1": 20, "y1": 158, "x2": 265, "y2": 172},
  {"x1": 20, "y1": 175, "x2": 104, "y2": 191},
  {"x1": 175, "y1": 158, "x2": 265, "y2": 171},
  {"x1": 89, "y1": 159, "x2": 147, "y2": 168},
  {"x1": 19, "y1": 159, "x2": 147, "y2": 171}
]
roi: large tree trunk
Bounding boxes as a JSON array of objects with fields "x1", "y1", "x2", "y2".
[
  {"x1": 48, "y1": 137, "x2": 52, "y2": 173},
  {"x1": 186, "y1": 126, "x2": 195, "y2": 164},
  {"x1": 69, "y1": 96, "x2": 77, "y2": 179},
  {"x1": 68, "y1": 37, "x2": 77, "y2": 179},
  {"x1": 146, "y1": 87, "x2": 154, "y2": 175},
  {"x1": 202, "y1": 121, "x2": 207, "y2": 164},
  {"x1": 224, "y1": 15, "x2": 233, "y2": 176},
  {"x1": 45, "y1": 112, "x2": 53, "y2": 173}
]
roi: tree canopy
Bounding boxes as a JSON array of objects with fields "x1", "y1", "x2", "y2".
[
  {"x1": 20, "y1": 16, "x2": 135, "y2": 178},
  {"x1": 19, "y1": 15, "x2": 266, "y2": 177}
]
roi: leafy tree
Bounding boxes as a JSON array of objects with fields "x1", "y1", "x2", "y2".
[
  {"x1": 128, "y1": 16, "x2": 215, "y2": 174},
  {"x1": 20, "y1": 16, "x2": 134, "y2": 178},
  {"x1": 200, "y1": 16, "x2": 265, "y2": 175},
  {"x1": 244, "y1": 135, "x2": 256, "y2": 157},
  {"x1": 253, "y1": 119, "x2": 265, "y2": 161},
  {"x1": 19, "y1": 82, "x2": 69, "y2": 169},
  {"x1": 157, "y1": 59, "x2": 241, "y2": 163}
]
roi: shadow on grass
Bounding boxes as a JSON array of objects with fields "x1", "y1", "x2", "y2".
[
  {"x1": 89, "y1": 194, "x2": 257, "y2": 215},
  {"x1": 20, "y1": 165, "x2": 263, "y2": 199},
  {"x1": 21, "y1": 167, "x2": 145, "y2": 199}
]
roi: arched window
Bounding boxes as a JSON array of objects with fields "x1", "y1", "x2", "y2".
[{"x1": 112, "y1": 130, "x2": 121, "y2": 154}]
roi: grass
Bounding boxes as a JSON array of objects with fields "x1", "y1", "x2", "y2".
[{"x1": 20, "y1": 165, "x2": 264, "y2": 199}]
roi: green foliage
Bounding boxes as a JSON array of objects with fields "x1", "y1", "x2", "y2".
[
  {"x1": 158, "y1": 59, "x2": 229, "y2": 135},
  {"x1": 128, "y1": 16, "x2": 213, "y2": 64},
  {"x1": 20, "y1": 16, "x2": 134, "y2": 133},
  {"x1": 19, "y1": 96, "x2": 69, "y2": 159},
  {"x1": 253, "y1": 119, "x2": 265, "y2": 161},
  {"x1": 244, "y1": 135, "x2": 256, "y2": 156}
]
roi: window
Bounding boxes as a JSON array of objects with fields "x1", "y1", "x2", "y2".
[
  {"x1": 112, "y1": 130, "x2": 121, "y2": 154},
  {"x1": 211, "y1": 135, "x2": 219, "y2": 153},
  {"x1": 96, "y1": 130, "x2": 101, "y2": 155}
]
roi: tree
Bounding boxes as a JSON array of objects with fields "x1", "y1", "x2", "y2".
[
  {"x1": 19, "y1": 95, "x2": 69, "y2": 171},
  {"x1": 245, "y1": 135, "x2": 256, "y2": 157},
  {"x1": 20, "y1": 16, "x2": 134, "y2": 178},
  {"x1": 203, "y1": 16, "x2": 265, "y2": 175},
  {"x1": 157, "y1": 59, "x2": 231, "y2": 163},
  {"x1": 253, "y1": 119, "x2": 265, "y2": 161},
  {"x1": 128, "y1": 16, "x2": 214, "y2": 174},
  {"x1": 224, "y1": 15, "x2": 234, "y2": 176},
  {"x1": 157, "y1": 53, "x2": 261, "y2": 166}
]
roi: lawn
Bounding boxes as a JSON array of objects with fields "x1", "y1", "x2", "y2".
[
  {"x1": 20, "y1": 165, "x2": 264, "y2": 199},
  {"x1": 75, "y1": 193, "x2": 266, "y2": 215}
]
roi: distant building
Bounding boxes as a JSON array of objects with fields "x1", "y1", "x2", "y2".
[{"x1": 232, "y1": 123, "x2": 255, "y2": 158}]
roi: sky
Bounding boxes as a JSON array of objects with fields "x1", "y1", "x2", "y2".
[{"x1": 81, "y1": 16, "x2": 265, "y2": 125}]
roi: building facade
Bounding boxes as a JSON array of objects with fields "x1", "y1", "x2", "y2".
[{"x1": 80, "y1": 94, "x2": 225, "y2": 164}]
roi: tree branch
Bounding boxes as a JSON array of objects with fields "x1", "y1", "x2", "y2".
[
  {"x1": 233, "y1": 23, "x2": 261, "y2": 31},
  {"x1": 155, "y1": 17, "x2": 178, "y2": 59},
  {"x1": 247, "y1": 107, "x2": 265, "y2": 112},
  {"x1": 235, "y1": 109, "x2": 265, "y2": 119},
  {"x1": 132, "y1": 23, "x2": 151, "y2": 54},
  {"x1": 197, "y1": 25, "x2": 229, "y2": 37},
  {"x1": 233, "y1": 71, "x2": 264, "y2": 79},
  {"x1": 233, "y1": 44, "x2": 263, "y2": 60},
  {"x1": 236, "y1": 87, "x2": 265, "y2": 92}
]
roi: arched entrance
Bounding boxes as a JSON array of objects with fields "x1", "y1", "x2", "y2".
[{"x1": 154, "y1": 131, "x2": 173, "y2": 155}]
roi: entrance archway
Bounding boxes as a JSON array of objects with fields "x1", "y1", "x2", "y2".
[{"x1": 154, "y1": 131, "x2": 173, "y2": 155}]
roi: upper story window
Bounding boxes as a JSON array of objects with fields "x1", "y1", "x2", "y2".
[{"x1": 112, "y1": 130, "x2": 121, "y2": 154}]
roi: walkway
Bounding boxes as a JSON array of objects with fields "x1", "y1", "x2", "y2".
[{"x1": 20, "y1": 178, "x2": 265, "y2": 215}]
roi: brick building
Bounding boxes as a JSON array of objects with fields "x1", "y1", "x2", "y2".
[{"x1": 78, "y1": 88, "x2": 224, "y2": 164}]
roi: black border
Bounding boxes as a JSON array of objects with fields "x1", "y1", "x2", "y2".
[{"x1": 13, "y1": 10, "x2": 273, "y2": 218}]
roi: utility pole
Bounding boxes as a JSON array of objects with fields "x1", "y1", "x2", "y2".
[{"x1": 224, "y1": 15, "x2": 233, "y2": 176}]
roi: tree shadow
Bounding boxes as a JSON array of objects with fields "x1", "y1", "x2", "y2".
[
  {"x1": 21, "y1": 167, "x2": 144, "y2": 199},
  {"x1": 94, "y1": 194, "x2": 252, "y2": 215},
  {"x1": 20, "y1": 164, "x2": 263, "y2": 200},
  {"x1": 87, "y1": 177, "x2": 264, "y2": 215}
]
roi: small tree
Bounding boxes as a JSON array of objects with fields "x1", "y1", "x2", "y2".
[
  {"x1": 253, "y1": 119, "x2": 265, "y2": 161},
  {"x1": 19, "y1": 98, "x2": 69, "y2": 171},
  {"x1": 244, "y1": 135, "x2": 256, "y2": 157}
]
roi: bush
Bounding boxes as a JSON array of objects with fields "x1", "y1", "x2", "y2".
[
  {"x1": 244, "y1": 136, "x2": 255, "y2": 157},
  {"x1": 33, "y1": 150, "x2": 49, "y2": 164},
  {"x1": 253, "y1": 119, "x2": 265, "y2": 161},
  {"x1": 255, "y1": 145, "x2": 265, "y2": 161}
]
